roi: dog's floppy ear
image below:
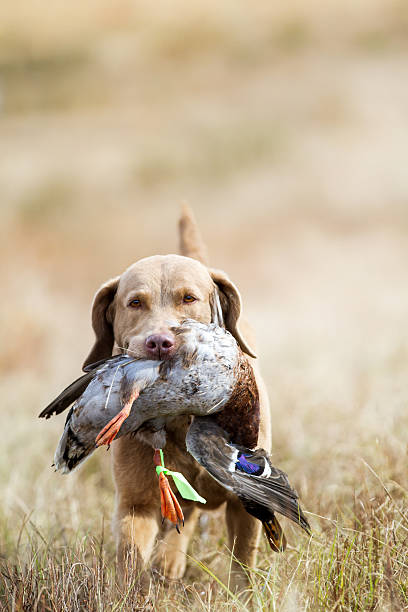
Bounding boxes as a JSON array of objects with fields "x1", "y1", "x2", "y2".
[
  {"x1": 82, "y1": 276, "x2": 120, "y2": 371},
  {"x1": 210, "y1": 268, "x2": 257, "y2": 358}
]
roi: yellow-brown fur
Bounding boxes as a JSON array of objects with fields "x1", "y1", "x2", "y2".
[{"x1": 82, "y1": 207, "x2": 271, "y2": 590}]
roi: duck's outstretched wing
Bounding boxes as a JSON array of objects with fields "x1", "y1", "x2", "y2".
[
  {"x1": 186, "y1": 417, "x2": 311, "y2": 536},
  {"x1": 38, "y1": 355, "x2": 132, "y2": 419}
]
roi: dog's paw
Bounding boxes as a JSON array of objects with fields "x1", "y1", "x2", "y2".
[{"x1": 154, "y1": 542, "x2": 187, "y2": 580}]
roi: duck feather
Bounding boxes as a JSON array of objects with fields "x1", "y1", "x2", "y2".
[{"x1": 186, "y1": 417, "x2": 311, "y2": 536}]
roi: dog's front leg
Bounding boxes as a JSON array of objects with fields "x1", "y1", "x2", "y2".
[
  {"x1": 225, "y1": 497, "x2": 261, "y2": 593},
  {"x1": 112, "y1": 438, "x2": 161, "y2": 589},
  {"x1": 154, "y1": 505, "x2": 199, "y2": 580},
  {"x1": 114, "y1": 505, "x2": 160, "y2": 589}
]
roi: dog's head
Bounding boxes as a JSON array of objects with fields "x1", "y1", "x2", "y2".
[{"x1": 82, "y1": 254, "x2": 255, "y2": 370}]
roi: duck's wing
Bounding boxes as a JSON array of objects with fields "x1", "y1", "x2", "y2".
[
  {"x1": 186, "y1": 418, "x2": 238, "y2": 485},
  {"x1": 39, "y1": 354, "x2": 133, "y2": 419},
  {"x1": 82, "y1": 355, "x2": 123, "y2": 372},
  {"x1": 39, "y1": 371, "x2": 95, "y2": 419},
  {"x1": 233, "y1": 464, "x2": 311, "y2": 535},
  {"x1": 186, "y1": 417, "x2": 311, "y2": 535}
]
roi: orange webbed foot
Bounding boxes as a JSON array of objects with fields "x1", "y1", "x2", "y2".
[
  {"x1": 154, "y1": 449, "x2": 184, "y2": 532},
  {"x1": 158, "y1": 471, "x2": 184, "y2": 532},
  {"x1": 95, "y1": 390, "x2": 139, "y2": 447}
]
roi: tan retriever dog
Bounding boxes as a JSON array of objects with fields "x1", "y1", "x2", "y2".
[{"x1": 83, "y1": 207, "x2": 271, "y2": 591}]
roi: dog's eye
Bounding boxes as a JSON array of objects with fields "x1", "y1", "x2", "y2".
[
  {"x1": 128, "y1": 298, "x2": 141, "y2": 308},
  {"x1": 183, "y1": 295, "x2": 196, "y2": 303}
]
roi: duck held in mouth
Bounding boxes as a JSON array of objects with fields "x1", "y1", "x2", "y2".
[
  {"x1": 40, "y1": 319, "x2": 310, "y2": 547},
  {"x1": 39, "y1": 320, "x2": 243, "y2": 473}
]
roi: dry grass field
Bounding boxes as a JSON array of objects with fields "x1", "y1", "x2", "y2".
[{"x1": 1, "y1": 1, "x2": 408, "y2": 609}]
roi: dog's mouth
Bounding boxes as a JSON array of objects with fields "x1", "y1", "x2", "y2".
[
  {"x1": 155, "y1": 348, "x2": 173, "y2": 361},
  {"x1": 121, "y1": 319, "x2": 205, "y2": 363}
]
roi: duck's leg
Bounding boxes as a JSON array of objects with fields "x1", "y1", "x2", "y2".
[
  {"x1": 95, "y1": 389, "x2": 139, "y2": 447},
  {"x1": 153, "y1": 449, "x2": 184, "y2": 532}
]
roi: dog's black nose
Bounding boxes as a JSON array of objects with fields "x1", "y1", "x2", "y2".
[{"x1": 145, "y1": 334, "x2": 175, "y2": 359}]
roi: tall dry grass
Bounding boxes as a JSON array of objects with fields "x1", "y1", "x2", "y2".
[{"x1": 1, "y1": 1, "x2": 408, "y2": 609}]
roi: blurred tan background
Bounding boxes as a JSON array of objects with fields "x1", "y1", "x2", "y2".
[{"x1": 1, "y1": 0, "x2": 408, "y2": 598}]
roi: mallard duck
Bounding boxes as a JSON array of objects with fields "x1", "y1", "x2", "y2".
[
  {"x1": 41, "y1": 319, "x2": 310, "y2": 546},
  {"x1": 186, "y1": 417, "x2": 311, "y2": 551},
  {"x1": 40, "y1": 320, "x2": 242, "y2": 473},
  {"x1": 41, "y1": 320, "x2": 251, "y2": 529}
]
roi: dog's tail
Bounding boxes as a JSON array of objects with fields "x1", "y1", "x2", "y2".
[{"x1": 179, "y1": 204, "x2": 209, "y2": 265}]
